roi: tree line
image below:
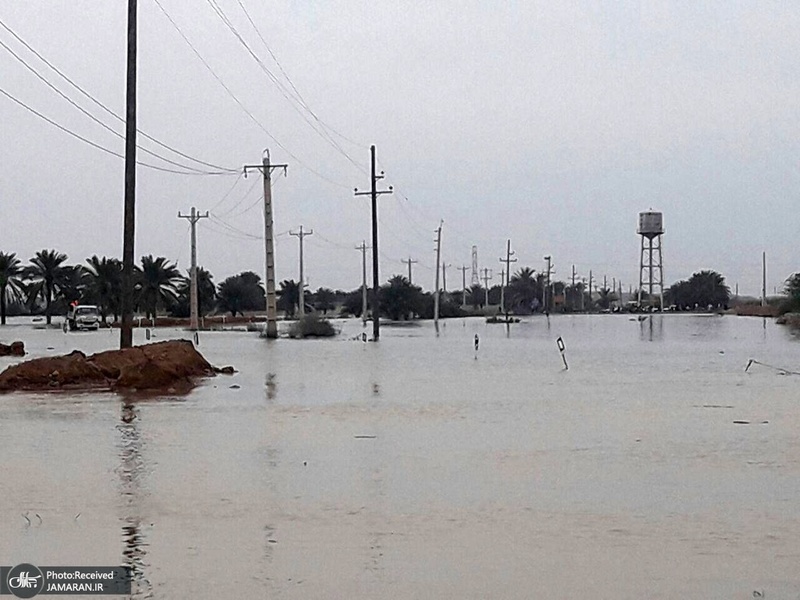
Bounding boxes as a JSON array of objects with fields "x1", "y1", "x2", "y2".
[{"x1": 3, "y1": 248, "x2": 794, "y2": 325}]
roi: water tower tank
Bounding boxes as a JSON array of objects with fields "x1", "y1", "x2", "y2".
[{"x1": 638, "y1": 211, "x2": 664, "y2": 238}]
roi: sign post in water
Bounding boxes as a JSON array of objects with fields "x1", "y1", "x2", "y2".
[{"x1": 556, "y1": 336, "x2": 568, "y2": 370}]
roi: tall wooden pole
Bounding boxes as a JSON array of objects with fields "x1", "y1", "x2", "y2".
[
  {"x1": 120, "y1": 0, "x2": 137, "y2": 349},
  {"x1": 354, "y1": 145, "x2": 392, "y2": 340}
]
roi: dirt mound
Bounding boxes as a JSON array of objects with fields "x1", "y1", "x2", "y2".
[
  {"x1": 0, "y1": 341, "x2": 25, "y2": 357},
  {"x1": 0, "y1": 340, "x2": 220, "y2": 393}
]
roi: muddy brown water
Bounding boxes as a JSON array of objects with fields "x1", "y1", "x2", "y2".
[{"x1": 1, "y1": 315, "x2": 798, "y2": 599}]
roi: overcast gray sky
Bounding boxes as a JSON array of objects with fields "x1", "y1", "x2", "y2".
[{"x1": 1, "y1": 1, "x2": 798, "y2": 296}]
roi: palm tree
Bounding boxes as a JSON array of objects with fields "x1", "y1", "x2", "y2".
[
  {"x1": 136, "y1": 255, "x2": 184, "y2": 320},
  {"x1": 508, "y1": 267, "x2": 540, "y2": 312},
  {"x1": 688, "y1": 270, "x2": 730, "y2": 308},
  {"x1": 313, "y1": 287, "x2": 336, "y2": 314},
  {"x1": 0, "y1": 252, "x2": 23, "y2": 325},
  {"x1": 380, "y1": 275, "x2": 423, "y2": 320},
  {"x1": 596, "y1": 287, "x2": 616, "y2": 310},
  {"x1": 277, "y1": 279, "x2": 300, "y2": 318},
  {"x1": 468, "y1": 284, "x2": 483, "y2": 308},
  {"x1": 85, "y1": 256, "x2": 123, "y2": 323},
  {"x1": 57, "y1": 265, "x2": 90, "y2": 308},
  {"x1": 170, "y1": 267, "x2": 216, "y2": 318},
  {"x1": 26, "y1": 249, "x2": 69, "y2": 324}
]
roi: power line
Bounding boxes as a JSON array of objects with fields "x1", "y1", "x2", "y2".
[
  {"x1": 208, "y1": 172, "x2": 244, "y2": 211},
  {"x1": 0, "y1": 85, "x2": 231, "y2": 176},
  {"x1": 204, "y1": 0, "x2": 366, "y2": 175},
  {"x1": 234, "y1": 0, "x2": 367, "y2": 152},
  {"x1": 150, "y1": 0, "x2": 351, "y2": 189},
  {"x1": 215, "y1": 176, "x2": 262, "y2": 218},
  {"x1": 0, "y1": 16, "x2": 237, "y2": 173},
  {"x1": 207, "y1": 213, "x2": 262, "y2": 240},
  {"x1": 0, "y1": 37, "x2": 229, "y2": 175}
]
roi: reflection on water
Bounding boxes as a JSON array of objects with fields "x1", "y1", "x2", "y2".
[
  {"x1": 265, "y1": 372, "x2": 276, "y2": 401},
  {"x1": 117, "y1": 401, "x2": 152, "y2": 598},
  {"x1": 639, "y1": 314, "x2": 664, "y2": 341},
  {"x1": 2, "y1": 315, "x2": 800, "y2": 599}
]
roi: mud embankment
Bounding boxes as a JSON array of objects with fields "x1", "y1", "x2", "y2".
[
  {"x1": 0, "y1": 340, "x2": 228, "y2": 393},
  {"x1": 732, "y1": 304, "x2": 781, "y2": 317},
  {"x1": 0, "y1": 341, "x2": 24, "y2": 357}
]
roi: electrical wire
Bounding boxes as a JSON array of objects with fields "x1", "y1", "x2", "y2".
[
  {"x1": 0, "y1": 37, "x2": 231, "y2": 175},
  {"x1": 234, "y1": 0, "x2": 367, "y2": 152},
  {"x1": 0, "y1": 16, "x2": 238, "y2": 173},
  {"x1": 150, "y1": 0, "x2": 352, "y2": 189},
  {"x1": 0, "y1": 85, "x2": 231, "y2": 175},
  {"x1": 208, "y1": 172, "x2": 244, "y2": 211},
  {"x1": 207, "y1": 214, "x2": 262, "y2": 240},
  {"x1": 205, "y1": 0, "x2": 367, "y2": 175},
  {"x1": 216, "y1": 176, "x2": 262, "y2": 218}
]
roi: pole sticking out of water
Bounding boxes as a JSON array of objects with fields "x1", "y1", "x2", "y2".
[
  {"x1": 556, "y1": 336, "x2": 568, "y2": 370},
  {"x1": 474, "y1": 334, "x2": 479, "y2": 359}
]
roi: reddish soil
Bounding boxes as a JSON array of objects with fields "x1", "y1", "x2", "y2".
[
  {"x1": 0, "y1": 340, "x2": 226, "y2": 393},
  {"x1": 0, "y1": 341, "x2": 25, "y2": 357},
  {"x1": 733, "y1": 304, "x2": 780, "y2": 317}
]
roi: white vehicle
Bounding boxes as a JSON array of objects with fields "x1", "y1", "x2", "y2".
[{"x1": 65, "y1": 304, "x2": 101, "y2": 331}]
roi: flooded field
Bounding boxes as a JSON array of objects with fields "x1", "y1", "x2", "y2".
[{"x1": 1, "y1": 314, "x2": 799, "y2": 599}]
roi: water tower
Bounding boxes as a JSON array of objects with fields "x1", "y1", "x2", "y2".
[{"x1": 637, "y1": 211, "x2": 664, "y2": 310}]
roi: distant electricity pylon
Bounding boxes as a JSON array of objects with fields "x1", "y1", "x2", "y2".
[{"x1": 471, "y1": 246, "x2": 479, "y2": 286}]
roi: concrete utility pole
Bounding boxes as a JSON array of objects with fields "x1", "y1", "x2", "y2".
[
  {"x1": 543, "y1": 255, "x2": 553, "y2": 312},
  {"x1": 481, "y1": 268, "x2": 493, "y2": 306},
  {"x1": 355, "y1": 145, "x2": 392, "y2": 341},
  {"x1": 356, "y1": 241, "x2": 369, "y2": 325},
  {"x1": 401, "y1": 256, "x2": 417, "y2": 284},
  {"x1": 433, "y1": 221, "x2": 443, "y2": 328},
  {"x1": 499, "y1": 240, "x2": 517, "y2": 316},
  {"x1": 178, "y1": 207, "x2": 209, "y2": 331},
  {"x1": 442, "y1": 263, "x2": 452, "y2": 292},
  {"x1": 244, "y1": 151, "x2": 288, "y2": 339},
  {"x1": 289, "y1": 225, "x2": 313, "y2": 318},
  {"x1": 120, "y1": 0, "x2": 137, "y2": 349},
  {"x1": 459, "y1": 265, "x2": 469, "y2": 308},
  {"x1": 499, "y1": 269, "x2": 506, "y2": 312}
]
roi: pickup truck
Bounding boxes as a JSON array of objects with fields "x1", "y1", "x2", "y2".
[{"x1": 65, "y1": 304, "x2": 101, "y2": 331}]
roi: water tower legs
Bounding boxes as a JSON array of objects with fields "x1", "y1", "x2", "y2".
[{"x1": 638, "y1": 234, "x2": 664, "y2": 309}]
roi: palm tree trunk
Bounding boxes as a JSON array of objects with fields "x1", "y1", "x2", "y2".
[
  {"x1": 0, "y1": 284, "x2": 6, "y2": 325},
  {"x1": 45, "y1": 285, "x2": 52, "y2": 325}
]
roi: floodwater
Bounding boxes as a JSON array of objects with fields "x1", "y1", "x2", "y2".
[{"x1": 1, "y1": 314, "x2": 799, "y2": 599}]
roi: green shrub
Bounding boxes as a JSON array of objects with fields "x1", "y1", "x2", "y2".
[{"x1": 288, "y1": 314, "x2": 337, "y2": 338}]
